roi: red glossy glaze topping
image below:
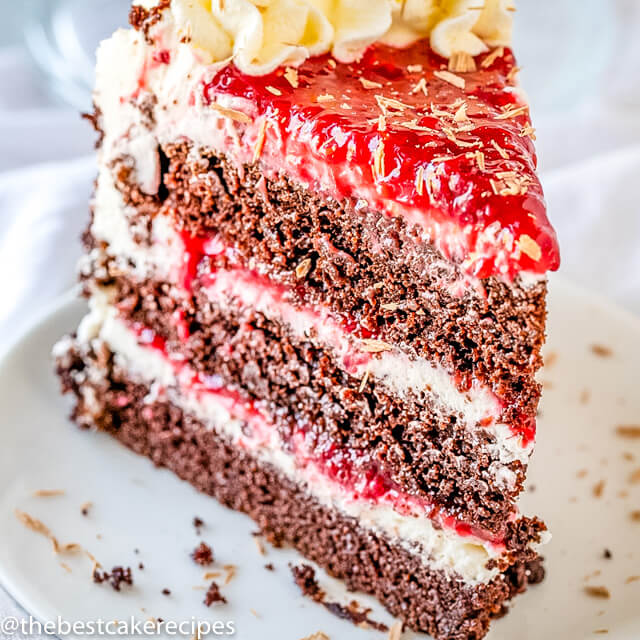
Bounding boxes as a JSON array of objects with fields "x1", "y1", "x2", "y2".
[{"x1": 203, "y1": 41, "x2": 559, "y2": 280}]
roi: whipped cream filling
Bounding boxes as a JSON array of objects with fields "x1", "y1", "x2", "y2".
[
  {"x1": 90, "y1": 167, "x2": 534, "y2": 476},
  {"x1": 133, "y1": 0, "x2": 513, "y2": 73},
  {"x1": 70, "y1": 291, "x2": 506, "y2": 585}
]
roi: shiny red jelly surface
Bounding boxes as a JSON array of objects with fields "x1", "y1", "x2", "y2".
[{"x1": 203, "y1": 41, "x2": 560, "y2": 280}]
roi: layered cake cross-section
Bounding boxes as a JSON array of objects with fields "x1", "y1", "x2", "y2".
[{"x1": 55, "y1": 1, "x2": 559, "y2": 638}]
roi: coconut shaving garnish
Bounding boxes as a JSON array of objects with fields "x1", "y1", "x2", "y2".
[
  {"x1": 299, "y1": 633, "x2": 329, "y2": 640},
  {"x1": 433, "y1": 70, "x2": 465, "y2": 90},
  {"x1": 454, "y1": 103, "x2": 469, "y2": 122},
  {"x1": 449, "y1": 51, "x2": 477, "y2": 73},
  {"x1": 401, "y1": 119, "x2": 434, "y2": 132},
  {"x1": 616, "y1": 425, "x2": 640, "y2": 439},
  {"x1": 407, "y1": 64, "x2": 423, "y2": 73},
  {"x1": 252, "y1": 118, "x2": 267, "y2": 163},
  {"x1": 520, "y1": 125, "x2": 537, "y2": 139},
  {"x1": 222, "y1": 564, "x2": 236, "y2": 585},
  {"x1": 490, "y1": 139, "x2": 509, "y2": 159},
  {"x1": 377, "y1": 114, "x2": 387, "y2": 132},
  {"x1": 33, "y1": 489, "x2": 66, "y2": 497},
  {"x1": 361, "y1": 339, "x2": 392, "y2": 353},
  {"x1": 358, "y1": 368, "x2": 370, "y2": 393},
  {"x1": 467, "y1": 150, "x2": 485, "y2": 171},
  {"x1": 375, "y1": 95, "x2": 410, "y2": 114},
  {"x1": 284, "y1": 67, "x2": 299, "y2": 88},
  {"x1": 265, "y1": 85, "x2": 282, "y2": 96},
  {"x1": 410, "y1": 78, "x2": 428, "y2": 96},
  {"x1": 359, "y1": 77, "x2": 383, "y2": 90},
  {"x1": 481, "y1": 46, "x2": 505, "y2": 68},
  {"x1": 316, "y1": 93, "x2": 335, "y2": 103},
  {"x1": 295, "y1": 257, "x2": 312, "y2": 279},
  {"x1": 584, "y1": 586, "x2": 610, "y2": 599},
  {"x1": 15, "y1": 509, "x2": 82, "y2": 555},
  {"x1": 210, "y1": 102, "x2": 251, "y2": 123},
  {"x1": 373, "y1": 139, "x2": 386, "y2": 180},
  {"x1": 415, "y1": 165, "x2": 425, "y2": 195},
  {"x1": 506, "y1": 66, "x2": 521, "y2": 82},
  {"x1": 388, "y1": 621, "x2": 403, "y2": 640},
  {"x1": 496, "y1": 105, "x2": 528, "y2": 120},
  {"x1": 516, "y1": 235, "x2": 542, "y2": 261}
]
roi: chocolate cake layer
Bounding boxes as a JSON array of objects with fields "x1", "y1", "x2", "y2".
[
  {"x1": 56, "y1": 341, "x2": 544, "y2": 640},
  {"x1": 87, "y1": 255, "x2": 525, "y2": 532},
  {"x1": 109, "y1": 140, "x2": 546, "y2": 431}
]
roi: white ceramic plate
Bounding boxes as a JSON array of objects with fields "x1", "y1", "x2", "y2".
[{"x1": 0, "y1": 276, "x2": 639, "y2": 640}]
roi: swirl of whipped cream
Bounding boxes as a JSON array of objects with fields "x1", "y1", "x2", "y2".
[{"x1": 140, "y1": 0, "x2": 513, "y2": 75}]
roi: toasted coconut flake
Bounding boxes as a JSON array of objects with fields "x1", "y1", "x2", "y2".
[
  {"x1": 359, "y1": 77, "x2": 383, "y2": 89},
  {"x1": 210, "y1": 102, "x2": 252, "y2": 124},
  {"x1": 410, "y1": 78, "x2": 428, "y2": 96},
  {"x1": 253, "y1": 536, "x2": 266, "y2": 555},
  {"x1": 358, "y1": 368, "x2": 370, "y2": 393},
  {"x1": 15, "y1": 509, "x2": 84, "y2": 556},
  {"x1": 629, "y1": 468, "x2": 640, "y2": 484},
  {"x1": 415, "y1": 166, "x2": 425, "y2": 195},
  {"x1": 375, "y1": 95, "x2": 411, "y2": 113},
  {"x1": 60, "y1": 562, "x2": 72, "y2": 573},
  {"x1": 481, "y1": 46, "x2": 505, "y2": 68},
  {"x1": 284, "y1": 67, "x2": 299, "y2": 88},
  {"x1": 407, "y1": 64, "x2": 423, "y2": 73},
  {"x1": 453, "y1": 102, "x2": 469, "y2": 122},
  {"x1": 373, "y1": 139, "x2": 386, "y2": 180},
  {"x1": 466, "y1": 150, "x2": 485, "y2": 171},
  {"x1": 506, "y1": 65, "x2": 521, "y2": 82},
  {"x1": 516, "y1": 234, "x2": 542, "y2": 261},
  {"x1": 252, "y1": 118, "x2": 267, "y2": 163},
  {"x1": 317, "y1": 93, "x2": 335, "y2": 103},
  {"x1": 490, "y1": 139, "x2": 509, "y2": 159},
  {"x1": 449, "y1": 51, "x2": 477, "y2": 73},
  {"x1": 584, "y1": 586, "x2": 610, "y2": 599},
  {"x1": 265, "y1": 85, "x2": 282, "y2": 96},
  {"x1": 33, "y1": 489, "x2": 66, "y2": 498},
  {"x1": 592, "y1": 480, "x2": 606, "y2": 498},
  {"x1": 401, "y1": 119, "x2": 433, "y2": 132},
  {"x1": 223, "y1": 564, "x2": 236, "y2": 585},
  {"x1": 299, "y1": 633, "x2": 329, "y2": 640},
  {"x1": 203, "y1": 571, "x2": 222, "y2": 580},
  {"x1": 295, "y1": 258, "x2": 312, "y2": 279},
  {"x1": 520, "y1": 125, "x2": 537, "y2": 139},
  {"x1": 592, "y1": 344, "x2": 613, "y2": 358},
  {"x1": 327, "y1": 58, "x2": 337, "y2": 69},
  {"x1": 496, "y1": 105, "x2": 528, "y2": 120},
  {"x1": 377, "y1": 114, "x2": 386, "y2": 132},
  {"x1": 388, "y1": 621, "x2": 403, "y2": 640},
  {"x1": 616, "y1": 425, "x2": 640, "y2": 439},
  {"x1": 433, "y1": 70, "x2": 465, "y2": 90},
  {"x1": 360, "y1": 339, "x2": 392, "y2": 353},
  {"x1": 626, "y1": 575, "x2": 640, "y2": 583}
]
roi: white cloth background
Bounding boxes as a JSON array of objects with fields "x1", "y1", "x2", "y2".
[{"x1": 1, "y1": 1, "x2": 640, "y2": 631}]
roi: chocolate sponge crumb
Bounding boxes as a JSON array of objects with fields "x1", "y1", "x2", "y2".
[
  {"x1": 204, "y1": 581, "x2": 227, "y2": 607},
  {"x1": 93, "y1": 566, "x2": 133, "y2": 591},
  {"x1": 292, "y1": 565, "x2": 388, "y2": 631},
  {"x1": 192, "y1": 541, "x2": 214, "y2": 566}
]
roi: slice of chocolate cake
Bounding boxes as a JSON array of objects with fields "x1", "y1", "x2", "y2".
[{"x1": 54, "y1": 2, "x2": 558, "y2": 638}]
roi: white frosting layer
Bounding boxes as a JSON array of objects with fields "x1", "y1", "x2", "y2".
[
  {"x1": 134, "y1": 0, "x2": 513, "y2": 72},
  {"x1": 72, "y1": 291, "x2": 505, "y2": 584}
]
